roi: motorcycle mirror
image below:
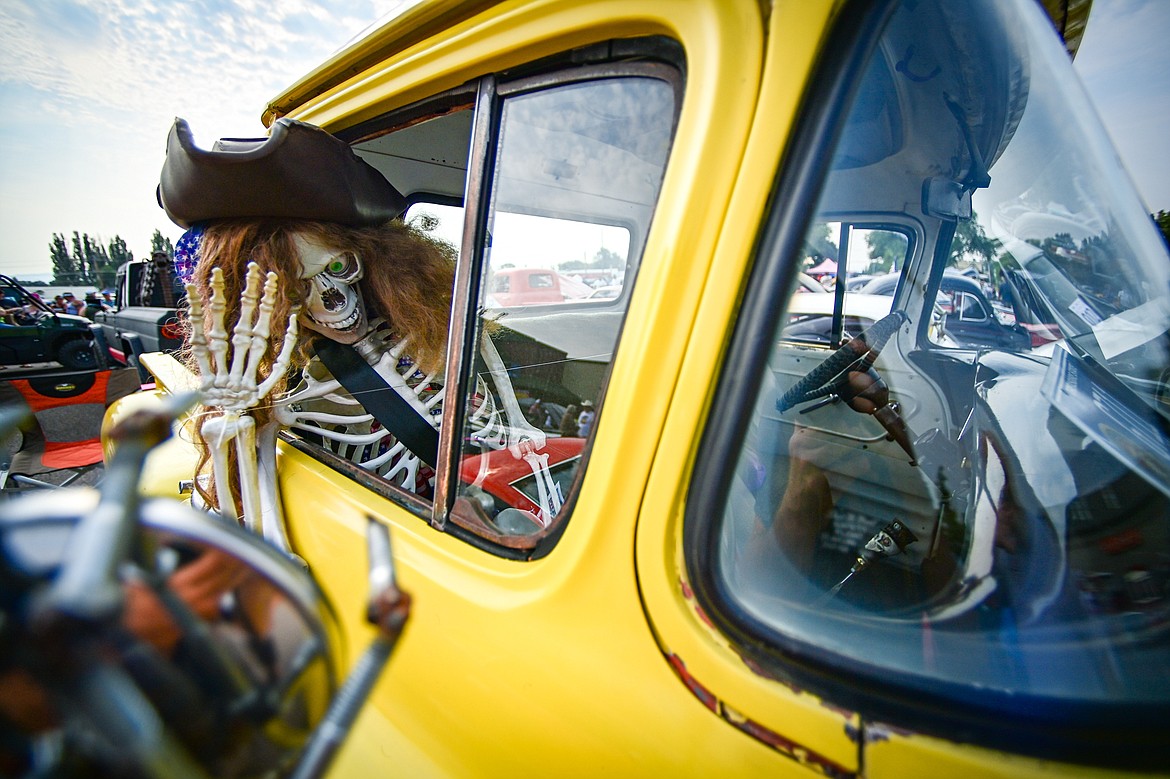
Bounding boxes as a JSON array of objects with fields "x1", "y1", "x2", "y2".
[
  {"x1": 1, "y1": 489, "x2": 340, "y2": 779},
  {"x1": 2, "y1": 387, "x2": 409, "y2": 779}
]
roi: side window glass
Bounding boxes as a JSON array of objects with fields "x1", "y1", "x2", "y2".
[
  {"x1": 451, "y1": 74, "x2": 676, "y2": 546},
  {"x1": 957, "y1": 292, "x2": 985, "y2": 321},
  {"x1": 929, "y1": 222, "x2": 1029, "y2": 350}
]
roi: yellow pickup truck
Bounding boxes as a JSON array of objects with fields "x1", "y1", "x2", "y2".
[{"x1": 124, "y1": 0, "x2": 1169, "y2": 776}]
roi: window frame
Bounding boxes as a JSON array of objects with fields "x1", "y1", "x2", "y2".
[
  {"x1": 440, "y1": 60, "x2": 683, "y2": 556},
  {"x1": 282, "y1": 44, "x2": 684, "y2": 560},
  {"x1": 682, "y1": 0, "x2": 899, "y2": 709},
  {"x1": 799, "y1": 218, "x2": 918, "y2": 349},
  {"x1": 954, "y1": 290, "x2": 988, "y2": 322}
]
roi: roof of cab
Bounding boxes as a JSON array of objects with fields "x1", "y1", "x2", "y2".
[
  {"x1": 261, "y1": 0, "x2": 496, "y2": 127},
  {"x1": 261, "y1": 0, "x2": 1092, "y2": 127}
]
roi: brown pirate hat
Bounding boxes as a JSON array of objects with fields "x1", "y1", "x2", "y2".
[{"x1": 157, "y1": 117, "x2": 406, "y2": 229}]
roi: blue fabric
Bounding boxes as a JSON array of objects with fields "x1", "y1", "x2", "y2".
[{"x1": 174, "y1": 224, "x2": 204, "y2": 286}]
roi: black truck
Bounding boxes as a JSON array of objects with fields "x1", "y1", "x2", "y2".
[
  {"x1": 0, "y1": 275, "x2": 98, "y2": 370},
  {"x1": 93, "y1": 252, "x2": 186, "y2": 373}
]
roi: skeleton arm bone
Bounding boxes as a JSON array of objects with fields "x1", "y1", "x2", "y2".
[
  {"x1": 256, "y1": 420, "x2": 294, "y2": 552},
  {"x1": 270, "y1": 316, "x2": 561, "y2": 521},
  {"x1": 478, "y1": 335, "x2": 546, "y2": 456},
  {"x1": 476, "y1": 336, "x2": 562, "y2": 520}
]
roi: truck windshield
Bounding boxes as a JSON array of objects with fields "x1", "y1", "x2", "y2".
[{"x1": 698, "y1": 0, "x2": 1170, "y2": 756}]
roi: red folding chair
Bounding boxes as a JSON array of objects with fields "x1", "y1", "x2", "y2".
[{"x1": 0, "y1": 368, "x2": 141, "y2": 493}]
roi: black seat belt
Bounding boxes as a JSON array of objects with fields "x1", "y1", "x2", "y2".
[{"x1": 314, "y1": 339, "x2": 440, "y2": 469}]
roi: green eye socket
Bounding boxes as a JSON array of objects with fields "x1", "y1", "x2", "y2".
[{"x1": 322, "y1": 252, "x2": 359, "y2": 278}]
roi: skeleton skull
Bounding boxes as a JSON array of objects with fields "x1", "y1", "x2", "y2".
[{"x1": 293, "y1": 234, "x2": 369, "y2": 344}]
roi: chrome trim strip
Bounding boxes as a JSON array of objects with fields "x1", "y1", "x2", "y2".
[{"x1": 432, "y1": 74, "x2": 498, "y2": 530}]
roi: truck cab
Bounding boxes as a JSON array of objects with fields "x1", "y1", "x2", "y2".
[
  {"x1": 487, "y1": 267, "x2": 565, "y2": 307},
  {"x1": 127, "y1": 0, "x2": 1169, "y2": 775}
]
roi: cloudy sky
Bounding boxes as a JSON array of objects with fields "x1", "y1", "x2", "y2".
[
  {"x1": 1074, "y1": 1, "x2": 1170, "y2": 215},
  {"x1": 0, "y1": 0, "x2": 411, "y2": 279},
  {"x1": 0, "y1": 0, "x2": 1167, "y2": 281}
]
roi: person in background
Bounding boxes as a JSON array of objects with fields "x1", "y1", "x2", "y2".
[
  {"x1": 576, "y1": 400, "x2": 595, "y2": 437},
  {"x1": 1, "y1": 297, "x2": 24, "y2": 325},
  {"x1": 83, "y1": 293, "x2": 104, "y2": 320},
  {"x1": 62, "y1": 292, "x2": 86, "y2": 317},
  {"x1": 526, "y1": 398, "x2": 546, "y2": 428},
  {"x1": 559, "y1": 404, "x2": 580, "y2": 437}
]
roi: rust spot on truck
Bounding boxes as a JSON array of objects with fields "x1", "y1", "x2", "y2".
[{"x1": 666, "y1": 652, "x2": 856, "y2": 779}]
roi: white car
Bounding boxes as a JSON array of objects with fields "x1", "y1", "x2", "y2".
[{"x1": 781, "y1": 291, "x2": 956, "y2": 349}]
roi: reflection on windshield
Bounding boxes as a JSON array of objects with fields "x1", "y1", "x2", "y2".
[
  {"x1": 973, "y1": 16, "x2": 1170, "y2": 414},
  {"x1": 454, "y1": 74, "x2": 676, "y2": 543},
  {"x1": 407, "y1": 204, "x2": 631, "y2": 309},
  {"x1": 484, "y1": 213, "x2": 629, "y2": 309},
  {"x1": 706, "y1": 0, "x2": 1170, "y2": 744}
]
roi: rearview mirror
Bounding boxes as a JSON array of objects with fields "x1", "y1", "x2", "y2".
[{"x1": 922, "y1": 177, "x2": 973, "y2": 221}]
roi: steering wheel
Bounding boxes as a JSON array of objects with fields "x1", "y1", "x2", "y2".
[
  {"x1": 777, "y1": 311, "x2": 906, "y2": 413},
  {"x1": 776, "y1": 310, "x2": 918, "y2": 463}
]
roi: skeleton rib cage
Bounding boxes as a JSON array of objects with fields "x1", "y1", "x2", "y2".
[{"x1": 275, "y1": 319, "x2": 550, "y2": 508}]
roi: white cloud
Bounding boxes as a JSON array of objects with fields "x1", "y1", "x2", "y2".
[
  {"x1": 0, "y1": 0, "x2": 390, "y2": 276},
  {"x1": 1, "y1": 0, "x2": 1164, "y2": 280}
]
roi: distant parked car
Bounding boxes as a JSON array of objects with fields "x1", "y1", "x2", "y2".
[
  {"x1": 780, "y1": 292, "x2": 894, "y2": 345},
  {"x1": 862, "y1": 270, "x2": 1030, "y2": 349},
  {"x1": 844, "y1": 273, "x2": 878, "y2": 290},
  {"x1": 585, "y1": 285, "x2": 622, "y2": 301},
  {"x1": 860, "y1": 272, "x2": 944, "y2": 304},
  {"x1": 488, "y1": 268, "x2": 573, "y2": 306},
  {"x1": 780, "y1": 291, "x2": 953, "y2": 347},
  {"x1": 94, "y1": 256, "x2": 186, "y2": 372}
]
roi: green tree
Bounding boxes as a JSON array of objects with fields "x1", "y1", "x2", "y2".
[
  {"x1": 82, "y1": 235, "x2": 111, "y2": 287},
  {"x1": 949, "y1": 217, "x2": 999, "y2": 271},
  {"x1": 49, "y1": 233, "x2": 74, "y2": 284},
  {"x1": 1153, "y1": 210, "x2": 1170, "y2": 248},
  {"x1": 102, "y1": 235, "x2": 133, "y2": 287},
  {"x1": 53, "y1": 232, "x2": 88, "y2": 287},
  {"x1": 151, "y1": 229, "x2": 174, "y2": 257},
  {"x1": 865, "y1": 230, "x2": 908, "y2": 274},
  {"x1": 47, "y1": 230, "x2": 133, "y2": 288},
  {"x1": 592, "y1": 246, "x2": 623, "y2": 268},
  {"x1": 804, "y1": 222, "x2": 838, "y2": 265},
  {"x1": 560, "y1": 245, "x2": 624, "y2": 271}
]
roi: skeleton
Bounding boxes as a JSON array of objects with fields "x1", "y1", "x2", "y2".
[{"x1": 188, "y1": 234, "x2": 560, "y2": 555}]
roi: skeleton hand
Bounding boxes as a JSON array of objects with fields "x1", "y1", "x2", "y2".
[
  {"x1": 186, "y1": 263, "x2": 298, "y2": 413},
  {"x1": 186, "y1": 263, "x2": 299, "y2": 540}
]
